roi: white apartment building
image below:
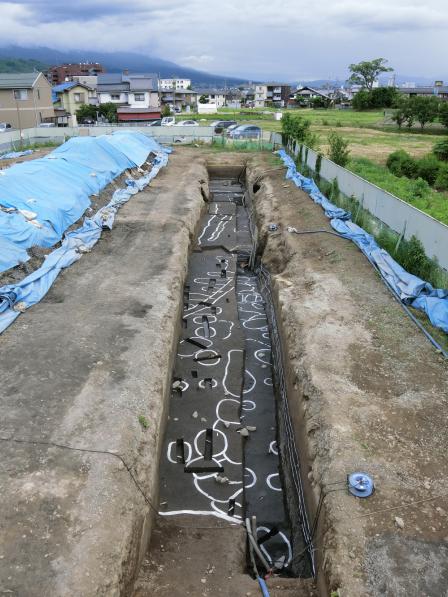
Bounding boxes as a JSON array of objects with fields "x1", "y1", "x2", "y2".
[
  {"x1": 254, "y1": 84, "x2": 268, "y2": 108},
  {"x1": 159, "y1": 78, "x2": 192, "y2": 90}
]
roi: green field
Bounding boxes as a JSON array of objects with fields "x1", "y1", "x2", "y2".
[
  {"x1": 186, "y1": 108, "x2": 441, "y2": 163},
  {"x1": 347, "y1": 158, "x2": 448, "y2": 225}
]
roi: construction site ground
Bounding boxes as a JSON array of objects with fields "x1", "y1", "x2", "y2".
[{"x1": 0, "y1": 147, "x2": 447, "y2": 597}]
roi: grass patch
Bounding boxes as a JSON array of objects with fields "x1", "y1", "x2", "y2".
[
  {"x1": 347, "y1": 157, "x2": 448, "y2": 225},
  {"x1": 298, "y1": 108, "x2": 385, "y2": 127},
  {"x1": 138, "y1": 415, "x2": 149, "y2": 429},
  {"x1": 10, "y1": 140, "x2": 61, "y2": 151}
]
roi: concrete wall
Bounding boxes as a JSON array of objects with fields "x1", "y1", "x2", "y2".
[
  {"x1": 0, "y1": 125, "x2": 218, "y2": 153},
  {"x1": 1, "y1": 126, "x2": 274, "y2": 154},
  {"x1": 269, "y1": 133, "x2": 448, "y2": 270}
]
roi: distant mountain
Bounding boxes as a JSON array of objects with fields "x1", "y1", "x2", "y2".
[
  {"x1": 0, "y1": 57, "x2": 48, "y2": 73},
  {"x1": 0, "y1": 46, "x2": 250, "y2": 86}
]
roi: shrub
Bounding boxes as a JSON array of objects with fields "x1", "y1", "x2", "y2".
[
  {"x1": 434, "y1": 163, "x2": 448, "y2": 190},
  {"x1": 417, "y1": 154, "x2": 441, "y2": 185},
  {"x1": 327, "y1": 131, "x2": 350, "y2": 166},
  {"x1": 410, "y1": 177, "x2": 431, "y2": 199},
  {"x1": 386, "y1": 150, "x2": 417, "y2": 178},
  {"x1": 400, "y1": 235, "x2": 434, "y2": 281},
  {"x1": 433, "y1": 139, "x2": 448, "y2": 161},
  {"x1": 282, "y1": 112, "x2": 313, "y2": 146}
]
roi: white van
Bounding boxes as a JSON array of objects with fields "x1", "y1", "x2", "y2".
[{"x1": 161, "y1": 117, "x2": 175, "y2": 126}]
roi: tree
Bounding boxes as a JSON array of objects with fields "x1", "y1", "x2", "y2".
[
  {"x1": 99, "y1": 102, "x2": 117, "y2": 123},
  {"x1": 348, "y1": 58, "x2": 393, "y2": 91},
  {"x1": 281, "y1": 113, "x2": 319, "y2": 149},
  {"x1": 310, "y1": 95, "x2": 331, "y2": 109},
  {"x1": 76, "y1": 104, "x2": 97, "y2": 122},
  {"x1": 433, "y1": 139, "x2": 448, "y2": 161},
  {"x1": 352, "y1": 90, "x2": 372, "y2": 110},
  {"x1": 76, "y1": 102, "x2": 118, "y2": 123},
  {"x1": 391, "y1": 96, "x2": 411, "y2": 128},
  {"x1": 409, "y1": 96, "x2": 439, "y2": 129},
  {"x1": 162, "y1": 104, "x2": 171, "y2": 117},
  {"x1": 199, "y1": 94, "x2": 208, "y2": 104},
  {"x1": 370, "y1": 87, "x2": 398, "y2": 108},
  {"x1": 439, "y1": 102, "x2": 448, "y2": 129},
  {"x1": 327, "y1": 132, "x2": 350, "y2": 166}
]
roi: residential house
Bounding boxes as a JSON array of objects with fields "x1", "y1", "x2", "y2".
[
  {"x1": 254, "y1": 83, "x2": 291, "y2": 108},
  {"x1": 97, "y1": 72, "x2": 161, "y2": 122},
  {"x1": 70, "y1": 75, "x2": 99, "y2": 89},
  {"x1": 398, "y1": 81, "x2": 448, "y2": 101},
  {"x1": 159, "y1": 78, "x2": 191, "y2": 90},
  {"x1": 47, "y1": 63, "x2": 105, "y2": 85},
  {"x1": 240, "y1": 85, "x2": 256, "y2": 107},
  {"x1": 160, "y1": 89, "x2": 199, "y2": 112},
  {"x1": 293, "y1": 86, "x2": 332, "y2": 106},
  {"x1": 52, "y1": 82, "x2": 97, "y2": 126},
  {"x1": 0, "y1": 72, "x2": 54, "y2": 129},
  {"x1": 195, "y1": 88, "x2": 227, "y2": 108}
]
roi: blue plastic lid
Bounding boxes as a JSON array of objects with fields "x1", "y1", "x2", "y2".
[{"x1": 348, "y1": 472, "x2": 374, "y2": 498}]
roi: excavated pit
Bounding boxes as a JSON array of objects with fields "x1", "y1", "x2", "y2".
[{"x1": 134, "y1": 161, "x2": 315, "y2": 595}]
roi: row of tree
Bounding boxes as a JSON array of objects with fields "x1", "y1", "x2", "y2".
[{"x1": 391, "y1": 96, "x2": 448, "y2": 130}]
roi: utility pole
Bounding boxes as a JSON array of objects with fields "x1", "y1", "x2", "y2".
[{"x1": 14, "y1": 93, "x2": 23, "y2": 149}]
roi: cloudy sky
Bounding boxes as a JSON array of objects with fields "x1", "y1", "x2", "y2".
[{"x1": 1, "y1": 0, "x2": 447, "y2": 81}]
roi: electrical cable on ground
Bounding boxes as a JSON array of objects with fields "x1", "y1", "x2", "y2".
[
  {"x1": 0, "y1": 436, "x2": 159, "y2": 515},
  {"x1": 285, "y1": 226, "x2": 448, "y2": 359}
]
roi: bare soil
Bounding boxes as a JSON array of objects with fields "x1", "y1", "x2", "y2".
[{"x1": 247, "y1": 154, "x2": 448, "y2": 596}]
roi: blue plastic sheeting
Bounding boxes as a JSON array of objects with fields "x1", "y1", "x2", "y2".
[
  {"x1": 0, "y1": 237, "x2": 30, "y2": 272},
  {"x1": 0, "y1": 148, "x2": 169, "y2": 334},
  {"x1": 277, "y1": 149, "x2": 448, "y2": 335},
  {"x1": 0, "y1": 150, "x2": 33, "y2": 160},
  {"x1": 0, "y1": 132, "x2": 165, "y2": 273},
  {"x1": 282, "y1": 151, "x2": 350, "y2": 220}
]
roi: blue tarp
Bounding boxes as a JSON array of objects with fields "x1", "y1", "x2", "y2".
[
  {"x1": 277, "y1": 149, "x2": 448, "y2": 335},
  {"x1": 0, "y1": 133, "x2": 170, "y2": 333},
  {"x1": 0, "y1": 132, "x2": 164, "y2": 273}
]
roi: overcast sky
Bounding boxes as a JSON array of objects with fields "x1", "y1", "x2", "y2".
[{"x1": 1, "y1": 0, "x2": 447, "y2": 81}]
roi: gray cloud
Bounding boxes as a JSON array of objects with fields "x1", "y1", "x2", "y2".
[{"x1": 0, "y1": 0, "x2": 447, "y2": 80}]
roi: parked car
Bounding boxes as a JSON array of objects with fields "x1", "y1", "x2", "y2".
[
  {"x1": 227, "y1": 125, "x2": 261, "y2": 139},
  {"x1": 0, "y1": 122, "x2": 12, "y2": 132},
  {"x1": 177, "y1": 120, "x2": 198, "y2": 126},
  {"x1": 214, "y1": 120, "x2": 237, "y2": 134},
  {"x1": 146, "y1": 119, "x2": 161, "y2": 127},
  {"x1": 161, "y1": 117, "x2": 176, "y2": 126},
  {"x1": 226, "y1": 123, "x2": 239, "y2": 133},
  {"x1": 38, "y1": 122, "x2": 56, "y2": 128},
  {"x1": 80, "y1": 118, "x2": 95, "y2": 125}
]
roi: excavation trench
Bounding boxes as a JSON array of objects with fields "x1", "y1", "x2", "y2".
[{"x1": 137, "y1": 163, "x2": 314, "y2": 591}]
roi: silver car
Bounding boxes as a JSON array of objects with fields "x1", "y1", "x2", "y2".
[{"x1": 227, "y1": 125, "x2": 261, "y2": 139}]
